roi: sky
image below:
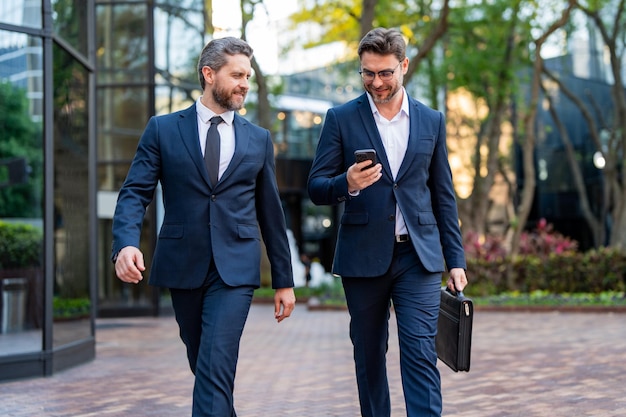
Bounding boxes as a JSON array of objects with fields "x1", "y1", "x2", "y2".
[
  {"x1": 213, "y1": 0, "x2": 297, "y2": 74},
  {"x1": 212, "y1": 1, "x2": 346, "y2": 75}
]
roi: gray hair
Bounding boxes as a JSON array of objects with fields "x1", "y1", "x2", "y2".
[
  {"x1": 357, "y1": 28, "x2": 406, "y2": 62},
  {"x1": 197, "y1": 37, "x2": 254, "y2": 89}
]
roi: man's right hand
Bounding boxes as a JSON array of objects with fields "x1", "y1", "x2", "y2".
[
  {"x1": 114, "y1": 246, "x2": 146, "y2": 284},
  {"x1": 347, "y1": 162, "x2": 382, "y2": 193}
]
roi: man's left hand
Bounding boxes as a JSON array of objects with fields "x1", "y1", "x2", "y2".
[{"x1": 274, "y1": 287, "x2": 296, "y2": 323}]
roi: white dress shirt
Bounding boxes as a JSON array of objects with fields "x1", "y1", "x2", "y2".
[
  {"x1": 196, "y1": 97, "x2": 235, "y2": 181},
  {"x1": 366, "y1": 88, "x2": 410, "y2": 236}
]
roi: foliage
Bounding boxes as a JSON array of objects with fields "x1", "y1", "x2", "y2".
[
  {"x1": 445, "y1": 0, "x2": 532, "y2": 100},
  {"x1": 473, "y1": 290, "x2": 626, "y2": 307},
  {"x1": 0, "y1": 221, "x2": 43, "y2": 269},
  {"x1": 465, "y1": 246, "x2": 626, "y2": 296},
  {"x1": 463, "y1": 219, "x2": 624, "y2": 297},
  {"x1": 517, "y1": 218, "x2": 578, "y2": 257},
  {"x1": 463, "y1": 230, "x2": 508, "y2": 261},
  {"x1": 306, "y1": 278, "x2": 346, "y2": 305},
  {"x1": 463, "y1": 218, "x2": 577, "y2": 261},
  {"x1": 0, "y1": 81, "x2": 43, "y2": 218},
  {"x1": 53, "y1": 296, "x2": 91, "y2": 319}
]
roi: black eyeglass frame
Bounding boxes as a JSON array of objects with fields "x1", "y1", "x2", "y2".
[{"x1": 359, "y1": 62, "x2": 402, "y2": 82}]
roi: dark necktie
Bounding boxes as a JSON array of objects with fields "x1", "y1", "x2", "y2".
[{"x1": 204, "y1": 115, "x2": 223, "y2": 186}]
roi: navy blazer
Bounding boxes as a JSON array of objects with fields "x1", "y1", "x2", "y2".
[
  {"x1": 112, "y1": 104, "x2": 293, "y2": 290},
  {"x1": 308, "y1": 92, "x2": 466, "y2": 277}
]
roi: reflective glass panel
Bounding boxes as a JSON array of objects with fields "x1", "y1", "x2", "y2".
[
  {"x1": 0, "y1": 31, "x2": 44, "y2": 356},
  {"x1": 154, "y1": 1, "x2": 204, "y2": 114},
  {"x1": 0, "y1": 0, "x2": 42, "y2": 28},
  {"x1": 52, "y1": 43, "x2": 92, "y2": 347},
  {"x1": 96, "y1": 3, "x2": 149, "y2": 84},
  {"x1": 52, "y1": 0, "x2": 90, "y2": 57},
  {"x1": 97, "y1": 86, "x2": 148, "y2": 189}
]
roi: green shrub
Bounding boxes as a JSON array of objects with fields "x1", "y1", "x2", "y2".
[
  {"x1": 53, "y1": 296, "x2": 91, "y2": 319},
  {"x1": 461, "y1": 219, "x2": 626, "y2": 296},
  {"x1": 466, "y1": 247, "x2": 626, "y2": 296},
  {"x1": 0, "y1": 220, "x2": 43, "y2": 269}
]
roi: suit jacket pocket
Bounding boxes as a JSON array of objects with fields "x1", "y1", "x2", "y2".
[
  {"x1": 237, "y1": 224, "x2": 260, "y2": 240},
  {"x1": 418, "y1": 212, "x2": 437, "y2": 225},
  {"x1": 416, "y1": 136, "x2": 435, "y2": 154},
  {"x1": 159, "y1": 223, "x2": 183, "y2": 239}
]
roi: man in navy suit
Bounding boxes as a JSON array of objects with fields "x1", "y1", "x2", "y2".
[
  {"x1": 112, "y1": 37, "x2": 295, "y2": 416},
  {"x1": 308, "y1": 28, "x2": 468, "y2": 417}
]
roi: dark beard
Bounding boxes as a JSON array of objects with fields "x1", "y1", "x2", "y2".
[
  {"x1": 212, "y1": 86, "x2": 246, "y2": 111},
  {"x1": 365, "y1": 83, "x2": 401, "y2": 104}
]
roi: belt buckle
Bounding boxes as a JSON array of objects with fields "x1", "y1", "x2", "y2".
[{"x1": 395, "y1": 234, "x2": 409, "y2": 243}]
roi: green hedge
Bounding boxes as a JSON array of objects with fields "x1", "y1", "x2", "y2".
[
  {"x1": 466, "y1": 247, "x2": 626, "y2": 296},
  {"x1": 0, "y1": 220, "x2": 43, "y2": 269}
]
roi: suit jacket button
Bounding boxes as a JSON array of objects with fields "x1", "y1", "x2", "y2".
[
  {"x1": 388, "y1": 214, "x2": 395, "y2": 221},
  {"x1": 393, "y1": 183, "x2": 399, "y2": 189},
  {"x1": 211, "y1": 195, "x2": 217, "y2": 201}
]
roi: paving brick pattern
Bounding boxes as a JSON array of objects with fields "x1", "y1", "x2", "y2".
[{"x1": 1, "y1": 304, "x2": 625, "y2": 416}]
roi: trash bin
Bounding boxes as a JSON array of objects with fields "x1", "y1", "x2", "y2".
[{"x1": 1, "y1": 278, "x2": 28, "y2": 333}]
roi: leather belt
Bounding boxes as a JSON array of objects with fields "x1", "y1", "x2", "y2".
[{"x1": 395, "y1": 234, "x2": 410, "y2": 243}]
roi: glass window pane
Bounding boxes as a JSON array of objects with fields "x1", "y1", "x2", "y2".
[
  {"x1": 0, "y1": 0, "x2": 42, "y2": 28},
  {"x1": 52, "y1": 43, "x2": 92, "y2": 347},
  {"x1": 52, "y1": 0, "x2": 90, "y2": 57},
  {"x1": 96, "y1": 4, "x2": 149, "y2": 84},
  {"x1": 0, "y1": 31, "x2": 43, "y2": 356},
  {"x1": 96, "y1": 86, "x2": 149, "y2": 172},
  {"x1": 154, "y1": 1, "x2": 204, "y2": 113},
  {"x1": 155, "y1": 84, "x2": 199, "y2": 116},
  {"x1": 154, "y1": 0, "x2": 204, "y2": 109}
]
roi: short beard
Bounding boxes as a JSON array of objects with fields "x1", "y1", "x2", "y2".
[
  {"x1": 366, "y1": 83, "x2": 401, "y2": 104},
  {"x1": 212, "y1": 86, "x2": 247, "y2": 111}
]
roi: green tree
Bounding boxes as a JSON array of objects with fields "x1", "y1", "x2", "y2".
[
  {"x1": 0, "y1": 81, "x2": 43, "y2": 218},
  {"x1": 287, "y1": 0, "x2": 451, "y2": 105},
  {"x1": 443, "y1": 0, "x2": 532, "y2": 237}
]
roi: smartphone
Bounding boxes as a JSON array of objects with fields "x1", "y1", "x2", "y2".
[{"x1": 354, "y1": 149, "x2": 377, "y2": 171}]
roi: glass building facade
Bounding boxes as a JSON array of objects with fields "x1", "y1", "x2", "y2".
[
  {"x1": 95, "y1": 0, "x2": 205, "y2": 317},
  {"x1": 0, "y1": 0, "x2": 96, "y2": 379}
]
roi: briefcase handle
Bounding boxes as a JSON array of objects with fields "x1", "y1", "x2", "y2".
[{"x1": 446, "y1": 285, "x2": 464, "y2": 298}]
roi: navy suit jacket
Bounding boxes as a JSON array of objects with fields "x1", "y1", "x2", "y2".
[
  {"x1": 308, "y1": 92, "x2": 466, "y2": 277},
  {"x1": 112, "y1": 104, "x2": 293, "y2": 290}
]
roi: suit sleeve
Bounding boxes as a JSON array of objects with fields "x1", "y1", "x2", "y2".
[
  {"x1": 428, "y1": 112, "x2": 466, "y2": 270},
  {"x1": 307, "y1": 108, "x2": 350, "y2": 205},
  {"x1": 255, "y1": 130, "x2": 294, "y2": 289},
  {"x1": 111, "y1": 117, "x2": 161, "y2": 258}
]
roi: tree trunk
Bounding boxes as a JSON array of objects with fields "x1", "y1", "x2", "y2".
[{"x1": 510, "y1": 3, "x2": 574, "y2": 284}]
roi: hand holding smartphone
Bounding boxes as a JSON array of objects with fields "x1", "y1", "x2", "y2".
[{"x1": 354, "y1": 149, "x2": 377, "y2": 171}]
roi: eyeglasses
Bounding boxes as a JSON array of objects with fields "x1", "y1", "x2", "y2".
[{"x1": 359, "y1": 62, "x2": 401, "y2": 82}]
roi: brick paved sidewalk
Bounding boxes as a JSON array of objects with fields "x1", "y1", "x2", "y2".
[{"x1": 1, "y1": 304, "x2": 625, "y2": 416}]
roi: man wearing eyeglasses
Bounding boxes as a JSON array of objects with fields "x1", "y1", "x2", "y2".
[{"x1": 308, "y1": 28, "x2": 468, "y2": 417}]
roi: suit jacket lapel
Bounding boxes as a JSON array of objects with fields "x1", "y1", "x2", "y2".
[
  {"x1": 218, "y1": 114, "x2": 250, "y2": 185},
  {"x1": 356, "y1": 93, "x2": 393, "y2": 179},
  {"x1": 395, "y1": 97, "x2": 421, "y2": 180},
  {"x1": 177, "y1": 103, "x2": 212, "y2": 187}
]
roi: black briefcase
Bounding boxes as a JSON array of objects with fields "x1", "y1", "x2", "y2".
[{"x1": 436, "y1": 287, "x2": 473, "y2": 372}]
